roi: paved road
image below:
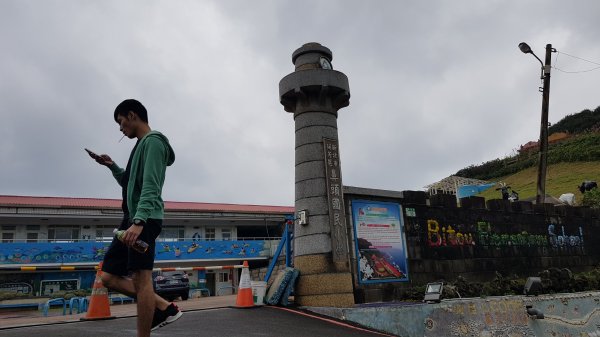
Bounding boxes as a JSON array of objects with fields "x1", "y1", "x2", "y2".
[{"x1": 0, "y1": 306, "x2": 393, "y2": 337}]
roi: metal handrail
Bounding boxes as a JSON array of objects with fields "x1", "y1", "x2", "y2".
[
  {"x1": 189, "y1": 288, "x2": 211, "y2": 297},
  {"x1": 41, "y1": 298, "x2": 67, "y2": 317}
]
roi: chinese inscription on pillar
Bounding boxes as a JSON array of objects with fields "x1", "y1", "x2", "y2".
[{"x1": 323, "y1": 138, "x2": 349, "y2": 263}]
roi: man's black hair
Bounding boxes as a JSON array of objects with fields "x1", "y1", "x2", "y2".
[{"x1": 114, "y1": 99, "x2": 148, "y2": 123}]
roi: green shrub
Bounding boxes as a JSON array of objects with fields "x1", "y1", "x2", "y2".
[
  {"x1": 49, "y1": 289, "x2": 91, "y2": 299},
  {"x1": 399, "y1": 267, "x2": 600, "y2": 301},
  {"x1": 582, "y1": 188, "x2": 600, "y2": 208},
  {"x1": 0, "y1": 291, "x2": 32, "y2": 301}
]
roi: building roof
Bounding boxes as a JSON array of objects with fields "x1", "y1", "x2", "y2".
[
  {"x1": 424, "y1": 175, "x2": 492, "y2": 194},
  {"x1": 0, "y1": 195, "x2": 294, "y2": 214}
]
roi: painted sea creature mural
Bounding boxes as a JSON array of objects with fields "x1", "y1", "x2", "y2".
[
  {"x1": 0, "y1": 240, "x2": 271, "y2": 265},
  {"x1": 187, "y1": 242, "x2": 200, "y2": 253}
]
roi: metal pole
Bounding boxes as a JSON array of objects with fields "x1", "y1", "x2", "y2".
[{"x1": 536, "y1": 44, "x2": 553, "y2": 204}]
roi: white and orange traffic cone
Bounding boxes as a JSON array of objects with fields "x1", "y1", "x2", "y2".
[
  {"x1": 234, "y1": 260, "x2": 255, "y2": 308},
  {"x1": 81, "y1": 262, "x2": 115, "y2": 320}
]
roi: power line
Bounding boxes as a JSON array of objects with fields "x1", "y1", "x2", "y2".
[
  {"x1": 552, "y1": 50, "x2": 600, "y2": 74},
  {"x1": 559, "y1": 51, "x2": 600, "y2": 66},
  {"x1": 554, "y1": 65, "x2": 600, "y2": 74}
]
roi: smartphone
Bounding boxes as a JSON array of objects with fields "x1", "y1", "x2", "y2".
[{"x1": 84, "y1": 148, "x2": 99, "y2": 159}]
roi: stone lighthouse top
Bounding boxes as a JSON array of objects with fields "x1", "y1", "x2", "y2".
[
  {"x1": 292, "y1": 43, "x2": 333, "y2": 71},
  {"x1": 279, "y1": 42, "x2": 350, "y2": 115}
]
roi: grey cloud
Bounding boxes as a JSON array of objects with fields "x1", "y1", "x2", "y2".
[{"x1": 2, "y1": 0, "x2": 600, "y2": 205}]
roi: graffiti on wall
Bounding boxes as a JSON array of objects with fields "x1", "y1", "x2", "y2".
[
  {"x1": 423, "y1": 298, "x2": 531, "y2": 336},
  {"x1": 427, "y1": 220, "x2": 475, "y2": 247},
  {"x1": 423, "y1": 295, "x2": 600, "y2": 337},
  {"x1": 547, "y1": 223, "x2": 584, "y2": 248},
  {"x1": 426, "y1": 219, "x2": 584, "y2": 248},
  {"x1": 475, "y1": 221, "x2": 548, "y2": 247}
]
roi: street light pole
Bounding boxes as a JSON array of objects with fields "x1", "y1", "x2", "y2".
[
  {"x1": 519, "y1": 42, "x2": 555, "y2": 205},
  {"x1": 536, "y1": 44, "x2": 553, "y2": 205}
]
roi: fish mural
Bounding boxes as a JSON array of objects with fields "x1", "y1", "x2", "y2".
[
  {"x1": 187, "y1": 242, "x2": 200, "y2": 253},
  {"x1": 0, "y1": 240, "x2": 271, "y2": 265}
]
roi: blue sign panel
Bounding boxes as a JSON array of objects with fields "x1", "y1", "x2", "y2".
[
  {"x1": 0, "y1": 240, "x2": 270, "y2": 265},
  {"x1": 351, "y1": 200, "x2": 409, "y2": 284}
]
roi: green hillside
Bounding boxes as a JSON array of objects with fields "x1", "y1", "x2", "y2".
[
  {"x1": 455, "y1": 106, "x2": 600, "y2": 203},
  {"x1": 548, "y1": 105, "x2": 600, "y2": 134},
  {"x1": 456, "y1": 133, "x2": 600, "y2": 181},
  {"x1": 477, "y1": 161, "x2": 600, "y2": 203}
]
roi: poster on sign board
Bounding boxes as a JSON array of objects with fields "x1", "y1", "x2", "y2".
[{"x1": 351, "y1": 200, "x2": 409, "y2": 284}]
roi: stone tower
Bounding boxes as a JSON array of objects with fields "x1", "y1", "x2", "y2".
[{"x1": 279, "y1": 43, "x2": 354, "y2": 307}]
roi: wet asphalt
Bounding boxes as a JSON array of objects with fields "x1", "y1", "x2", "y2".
[{"x1": 0, "y1": 306, "x2": 394, "y2": 337}]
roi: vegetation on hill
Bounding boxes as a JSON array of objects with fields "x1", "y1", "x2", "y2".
[
  {"x1": 452, "y1": 105, "x2": 600, "y2": 203},
  {"x1": 549, "y1": 105, "x2": 600, "y2": 134},
  {"x1": 476, "y1": 162, "x2": 600, "y2": 202},
  {"x1": 455, "y1": 133, "x2": 600, "y2": 181},
  {"x1": 456, "y1": 105, "x2": 600, "y2": 181}
]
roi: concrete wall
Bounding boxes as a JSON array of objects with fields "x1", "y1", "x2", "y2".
[
  {"x1": 343, "y1": 187, "x2": 600, "y2": 303},
  {"x1": 307, "y1": 291, "x2": 600, "y2": 337}
]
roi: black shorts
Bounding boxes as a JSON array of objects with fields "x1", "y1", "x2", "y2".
[{"x1": 102, "y1": 218, "x2": 162, "y2": 276}]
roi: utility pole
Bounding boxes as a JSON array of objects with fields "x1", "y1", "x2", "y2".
[
  {"x1": 536, "y1": 44, "x2": 553, "y2": 205},
  {"x1": 520, "y1": 42, "x2": 556, "y2": 205}
]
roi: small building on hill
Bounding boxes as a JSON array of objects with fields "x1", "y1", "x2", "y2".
[
  {"x1": 548, "y1": 131, "x2": 570, "y2": 144},
  {"x1": 519, "y1": 140, "x2": 539, "y2": 153},
  {"x1": 424, "y1": 176, "x2": 492, "y2": 195},
  {"x1": 519, "y1": 132, "x2": 570, "y2": 154}
]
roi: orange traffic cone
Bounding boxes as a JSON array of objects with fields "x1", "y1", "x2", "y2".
[
  {"x1": 234, "y1": 260, "x2": 255, "y2": 308},
  {"x1": 81, "y1": 262, "x2": 115, "y2": 320}
]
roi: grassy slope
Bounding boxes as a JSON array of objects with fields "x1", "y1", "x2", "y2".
[{"x1": 476, "y1": 161, "x2": 600, "y2": 203}]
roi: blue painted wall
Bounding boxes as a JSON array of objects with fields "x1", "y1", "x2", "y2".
[{"x1": 0, "y1": 240, "x2": 270, "y2": 265}]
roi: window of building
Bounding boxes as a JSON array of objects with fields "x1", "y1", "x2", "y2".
[
  {"x1": 159, "y1": 227, "x2": 185, "y2": 242},
  {"x1": 221, "y1": 228, "x2": 231, "y2": 241},
  {"x1": 95, "y1": 226, "x2": 116, "y2": 242},
  {"x1": 218, "y1": 272, "x2": 229, "y2": 282},
  {"x1": 26, "y1": 225, "x2": 40, "y2": 231},
  {"x1": 26, "y1": 232, "x2": 38, "y2": 243},
  {"x1": 2, "y1": 232, "x2": 14, "y2": 243},
  {"x1": 1, "y1": 225, "x2": 16, "y2": 243},
  {"x1": 205, "y1": 228, "x2": 215, "y2": 241},
  {"x1": 48, "y1": 225, "x2": 80, "y2": 242}
]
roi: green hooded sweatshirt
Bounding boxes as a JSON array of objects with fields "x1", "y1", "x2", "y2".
[{"x1": 109, "y1": 131, "x2": 175, "y2": 222}]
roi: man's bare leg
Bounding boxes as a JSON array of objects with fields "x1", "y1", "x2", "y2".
[
  {"x1": 101, "y1": 272, "x2": 170, "y2": 311},
  {"x1": 132, "y1": 270, "x2": 155, "y2": 337}
]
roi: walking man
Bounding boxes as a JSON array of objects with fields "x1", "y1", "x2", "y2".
[{"x1": 88, "y1": 99, "x2": 179, "y2": 336}]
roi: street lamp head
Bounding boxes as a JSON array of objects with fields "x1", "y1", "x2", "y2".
[{"x1": 519, "y1": 42, "x2": 532, "y2": 54}]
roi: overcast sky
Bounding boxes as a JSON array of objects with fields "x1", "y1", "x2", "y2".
[{"x1": 1, "y1": 0, "x2": 599, "y2": 206}]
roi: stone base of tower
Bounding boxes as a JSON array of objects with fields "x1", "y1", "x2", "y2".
[
  {"x1": 293, "y1": 254, "x2": 355, "y2": 307},
  {"x1": 295, "y1": 292, "x2": 355, "y2": 307},
  {"x1": 294, "y1": 254, "x2": 351, "y2": 274}
]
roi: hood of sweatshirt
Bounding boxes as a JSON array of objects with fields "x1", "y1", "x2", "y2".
[{"x1": 145, "y1": 130, "x2": 175, "y2": 166}]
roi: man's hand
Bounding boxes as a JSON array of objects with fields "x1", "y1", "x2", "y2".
[
  {"x1": 124, "y1": 224, "x2": 143, "y2": 246},
  {"x1": 86, "y1": 149, "x2": 113, "y2": 166},
  {"x1": 95, "y1": 154, "x2": 114, "y2": 167}
]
